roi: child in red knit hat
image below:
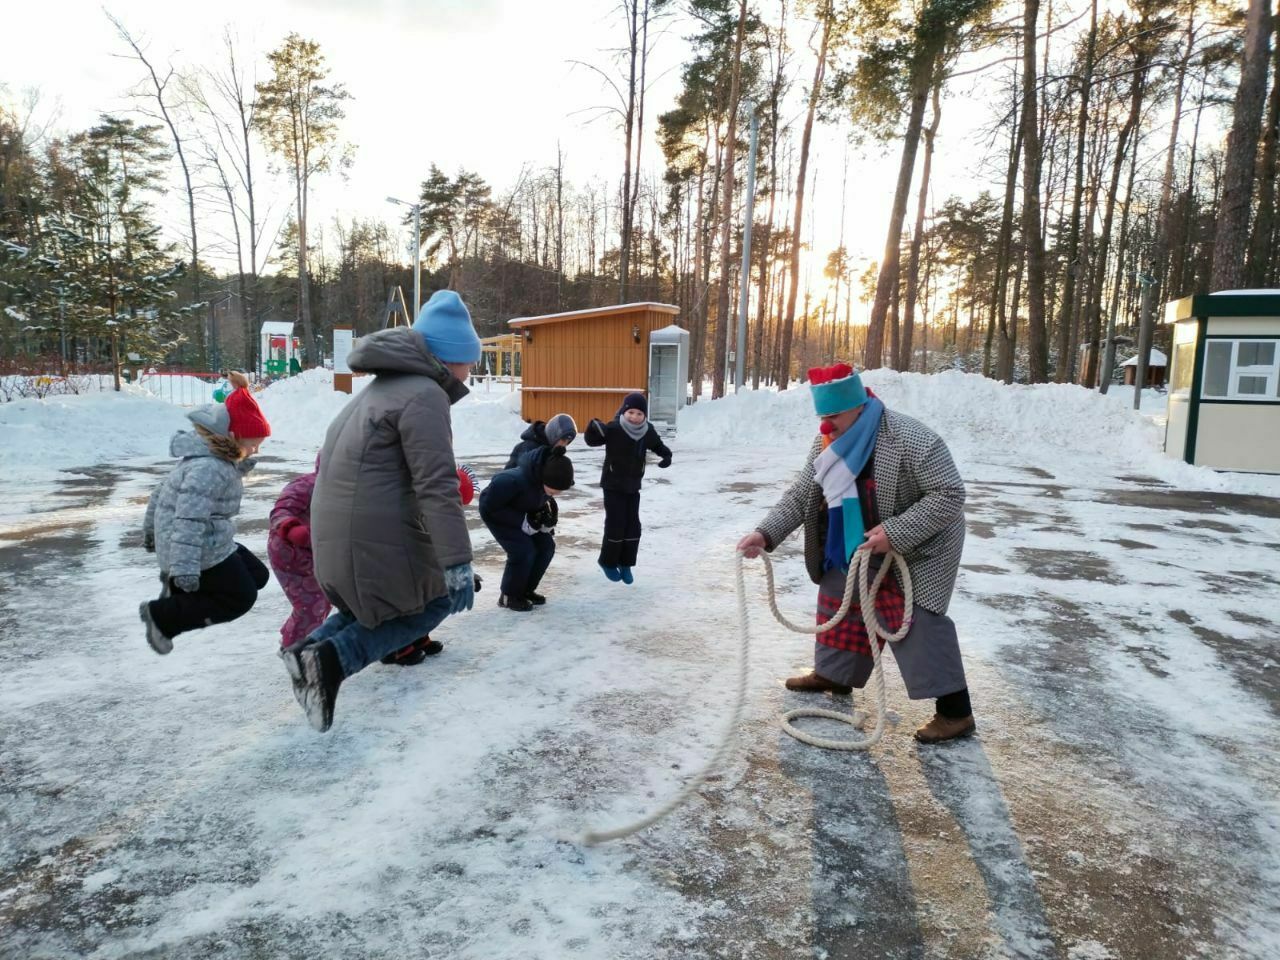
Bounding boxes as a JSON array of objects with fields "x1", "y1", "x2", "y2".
[{"x1": 140, "y1": 372, "x2": 273, "y2": 654}]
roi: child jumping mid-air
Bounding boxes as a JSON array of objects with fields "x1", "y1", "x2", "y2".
[
  {"x1": 584, "y1": 392, "x2": 672, "y2": 584},
  {"x1": 268, "y1": 461, "x2": 479, "y2": 665},
  {"x1": 140, "y1": 372, "x2": 272, "y2": 654}
]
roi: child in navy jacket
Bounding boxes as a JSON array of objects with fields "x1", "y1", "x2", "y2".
[
  {"x1": 584, "y1": 392, "x2": 672, "y2": 584},
  {"x1": 478, "y1": 446, "x2": 575, "y2": 611}
]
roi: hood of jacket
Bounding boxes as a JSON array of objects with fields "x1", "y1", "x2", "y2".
[
  {"x1": 520, "y1": 420, "x2": 548, "y2": 445},
  {"x1": 169, "y1": 430, "x2": 216, "y2": 459},
  {"x1": 516, "y1": 444, "x2": 553, "y2": 485},
  {"x1": 348, "y1": 327, "x2": 469, "y2": 404}
]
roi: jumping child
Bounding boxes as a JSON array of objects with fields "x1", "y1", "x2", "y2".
[
  {"x1": 584, "y1": 392, "x2": 672, "y2": 584},
  {"x1": 478, "y1": 446, "x2": 574, "y2": 611},
  {"x1": 268, "y1": 461, "x2": 479, "y2": 665},
  {"x1": 505, "y1": 413, "x2": 577, "y2": 467},
  {"x1": 139, "y1": 371, "x2": 271, "y2": 654}
]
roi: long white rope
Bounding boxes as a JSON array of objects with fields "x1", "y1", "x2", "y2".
[
  {"x1": 580, "y1": 546, "x2": 912, "y2": 846},
  {"x1": 764, "y1": 548, "x2": 913, "y2": 750}
]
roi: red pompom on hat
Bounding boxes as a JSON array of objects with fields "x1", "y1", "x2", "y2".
[
  {"x1": 807, "y1": 362, "x2": 853, "y2": 385},
  {"x1": 456, "y1": 464, "x2": 477, "y2": 505},
  {"x1": 225, "y1": 386, "x2": 271, "y2": 439}
]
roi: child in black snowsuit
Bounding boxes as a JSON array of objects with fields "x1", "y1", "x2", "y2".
[
  {"x1": 584, "y1": 392, "x2": 672, "y2": 585},
  {"x1": 478, "y1": 445, "x2": 575, "y2": 612},
  {"x1": 505, "y1": 412, "x2": 577, "y2": 468}
]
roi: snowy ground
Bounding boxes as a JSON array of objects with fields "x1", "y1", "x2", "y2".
[{"x1": 2, "y1": 371, "x2": 1279, "y2": 959}]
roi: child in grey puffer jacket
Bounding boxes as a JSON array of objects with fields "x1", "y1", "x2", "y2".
[{"x1": 139, "y1": 372, "x2": 272, "y2": 655}]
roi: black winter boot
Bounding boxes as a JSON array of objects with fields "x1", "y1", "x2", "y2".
[
  {"x1": 300, "y1": 641, "x2": 343, "y2": 733},
  {"x1": 525, "y1": 591, "x2": 547, "y2": 606},
  {"x1": 499, "y1": 593, "x2": 534, "y2": 612},
  {"x1": 381, "y1": 636, "x2": 444, "y2": 666}
]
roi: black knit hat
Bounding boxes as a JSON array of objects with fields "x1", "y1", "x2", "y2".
[
  {"x1": 541, "y1": 448, "x2": 575, "y2": 491},
  {"x1": 620, "y1": 392, "x2": 648, "y2": 416}
]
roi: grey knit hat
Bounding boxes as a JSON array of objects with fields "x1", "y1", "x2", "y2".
[{"x1": 545, "y1": 413, "x2": 577, "y2": 446}]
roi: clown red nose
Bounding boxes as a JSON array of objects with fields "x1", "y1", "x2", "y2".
[{"x1": 819, "y1": 419, "x2": 836, "y2": 435}]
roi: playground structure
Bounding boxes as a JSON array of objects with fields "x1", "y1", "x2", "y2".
[
  {"x1": 478, "y1": 334, "x2": 522, "y2": 390},
  {"x1": 259, "y1": 321, "x2": 302, "y2": 378}
]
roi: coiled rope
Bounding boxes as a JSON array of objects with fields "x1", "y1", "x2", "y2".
[{"x1": 579, "y1": 547, "x2": 911, "y2": 846}]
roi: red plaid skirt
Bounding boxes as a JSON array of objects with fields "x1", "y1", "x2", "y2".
[{"x1": 816, "y1": 568, "x2": 906, "y2": 656}]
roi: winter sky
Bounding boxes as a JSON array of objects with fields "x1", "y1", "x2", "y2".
[{"x1": 4, "y1": 0, "x2": 1200, "y2": 301}]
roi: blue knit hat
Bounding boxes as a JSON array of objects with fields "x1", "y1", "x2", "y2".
[
  {"x1": 412, "y1": 290, "x2": 482, "y2": 364},
  {"x1": 809, "y1": 363, "x2": 868, "y2": 416}
]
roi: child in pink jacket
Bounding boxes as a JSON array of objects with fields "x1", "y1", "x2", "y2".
[{"x1": 268, "y1": 460, "x2": 478, "y2": 664}]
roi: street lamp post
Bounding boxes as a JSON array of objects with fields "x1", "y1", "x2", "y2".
[{"x1": 387, "y1": 196, "x2": 423, "y2": 319}]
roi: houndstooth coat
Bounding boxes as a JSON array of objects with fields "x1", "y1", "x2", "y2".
[{"x1": 756, "y1": 408, "x2": 966, "y2": 615}]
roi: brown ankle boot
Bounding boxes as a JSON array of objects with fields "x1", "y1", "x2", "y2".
[
  {"x1": 784, "y1": 671, "x2": 853, "y2": 695},
  {"x1": 914, "y1": 713, "x2": 976, "y2": 744}
]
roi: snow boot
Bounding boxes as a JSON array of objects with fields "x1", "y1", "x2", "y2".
[
  {"x1": 280, "y1": 641, "x2": 313, "y2": 707},
  {"x1": 914, "y1": 713, "x2": 976, "y2": 744},
  {"x1": 599, "y1": 562, "x2": 623, "y2": 582},
  {"x1": 381, "y1": 636, "x2": 444, "y2": 666},
  {"x1": 139, "y1": 601, "x2": 172, "y2": 656},
  {"x1": 499, "y1": 593, "x2": 534, "y2": 612},
  {"x1": 618, "y1": 567, "x2": 634, "y2": 585},
  {"x1": 300, "y1": 641, "x2": 343, "y2": 733},
  {"x1": 784, "y1": 671, "x2": 852, "y2": 695},
  {"x1": 525, "y1": 591, "x2": 547, "y2": 606}
]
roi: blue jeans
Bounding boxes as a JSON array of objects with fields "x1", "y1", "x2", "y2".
[{"x1": 308, "y1": 596, "x2": 452, "y2": 677}]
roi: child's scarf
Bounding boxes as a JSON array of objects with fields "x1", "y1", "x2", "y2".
[{"x1": 812, "y1": 396, "x2": 884, "y2": 572}]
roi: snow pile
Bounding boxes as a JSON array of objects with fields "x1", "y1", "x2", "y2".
[
  {"x1": 255, "y1": 368, "x2": 523, "y2": 459},
  {"x1": 0, "y1": 387, "x2": 187, "y2": 481},
  {"x1": 677, "y1": 369, "x2": 1279, "y2": 492}
]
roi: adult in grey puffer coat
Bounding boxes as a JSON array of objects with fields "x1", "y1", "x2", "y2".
[{"x1": 287, "y1": 289, "x2": 482, "y2": 734}]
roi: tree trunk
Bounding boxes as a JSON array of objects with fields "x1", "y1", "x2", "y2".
[
  {"x1": 1020, "y1": 0, "x2": 1049, "y2": 382},
  {"x1": 619, "y1": 0, "x2": 640, "y2": 301},
  {"x1": 902, "y1": 78, "x2": 942, "y2": 374},
  {"x1": 779, "y1": 4, "x2": 832, "y2": 389},
  {"x1": 1247, "y1": 14, "x2": 1280, "y2": 285},
  {"x1": 1052, "y1": 0, "x2": 1098, "y2": 382},
  {"x1": 865, "y1": 49, "x2": 937, "y2": 371},
  {"x1": 711, "y1": 0, "x2": 750, "y2": 399},
  {"x1": 986, "y1": 76, "x2": 1024, "y2": 379},
  {"x1": 1211, "y1": 0, "x2": 1273, "y2": 290}
]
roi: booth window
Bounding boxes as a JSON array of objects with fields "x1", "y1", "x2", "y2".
[
  {"x1": 1201, "y1": 338, "x2": 1280, "y2": 400},
  {"x1": 1170, "y1": 341, "x2": 1194, "y2": 396}
]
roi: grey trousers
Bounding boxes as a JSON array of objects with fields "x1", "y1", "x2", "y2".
[{"x1": 813, "y1": 566, "x2": 967, "y2": 700}]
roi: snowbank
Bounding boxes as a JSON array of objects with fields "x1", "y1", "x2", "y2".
[
  {"x1": 256, "y1": 368, "x2": 523, "y2": 459},
  {"x1": 678, "y1": 369, "x2": 1280, "y2": 494},
  {"x1": 0, "y1": 387, "x2": 188, "y2": 481}
]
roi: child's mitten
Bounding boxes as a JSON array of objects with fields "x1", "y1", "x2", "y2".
[
  {"x1": 172, "y1": 574, "x2": 200, "y2": 593},
  {"x1": 285, "y1": 523, "x2": 311, "y2": 548},
  {"x1": 658, "y1": 455, "x2": 672, "y2": 468},
  {"x1": 143, "y1": 532, "x2": 155, "y2": 552}
]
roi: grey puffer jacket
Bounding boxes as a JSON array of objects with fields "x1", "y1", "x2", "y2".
[
  {"x1": 311, "y1": 326, "x2": 473, "y2": 629},
  {"x1": 144, "y1": 429, "x2": 255, "y2": 578}
]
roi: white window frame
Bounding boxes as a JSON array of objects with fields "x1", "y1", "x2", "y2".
[{"x1": 1201, "y1": 338, "x2": 1280, "y2": 401}]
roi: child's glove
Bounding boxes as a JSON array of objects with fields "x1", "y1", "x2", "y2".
[
  {"x1": 172, "y1": 574, "x2": 200, "y2": 593},
  {"x1": 473, "y1": 572, "x2": 483, "y2": 593},
  {"x1": 524, "y1": 498, "x2": 558, "y2": 534},
  {"x1": 658, "y1": 455, "x2": 672, "y2": 468},
  {"x1": 143, "y1": 532, "x2": 155, "y2": 552},
  {"x1": 443, "y1": 563, "x2": 475, "y2": 614},
  {"x1": 285, "y1": 522, "x2": 311, "y2": 548}
]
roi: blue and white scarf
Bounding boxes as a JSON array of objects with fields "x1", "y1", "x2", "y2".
[{"x1": 812, "y1": 397, "x2": 883, "y2": 572}]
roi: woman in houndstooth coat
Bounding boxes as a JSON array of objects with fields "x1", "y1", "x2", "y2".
[{"x1": 738, "y1": 365, "x2": 976, "y2": 744}]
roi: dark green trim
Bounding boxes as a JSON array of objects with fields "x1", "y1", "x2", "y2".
[
  {"x1": 1199, "y1": 398, "x2": 1280, "y2": 405},
  {"x1": 1193, "y1": 293, "x2": 1280, "y2": 317},
  {"x1": 1166, "y1": 293, "x2": 1280, "y2": 322},
  {"x1": 1203, "y1": 333, "x2": 1280, "y2": 339},
  {"x1": 1186, "y1": 316, "x2": 1207, "y2": 465}
]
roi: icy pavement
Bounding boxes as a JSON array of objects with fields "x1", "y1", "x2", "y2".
[{"x1": 2, "y1": 441, "x2": 1279, "y2": 960}]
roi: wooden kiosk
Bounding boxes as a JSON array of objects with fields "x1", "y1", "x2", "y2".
[
  {"x1": 508, "y1": 302, "x2": 681, "y2": 428},
  {"x1": 1164, "y1": 290, "x2": 1280, "y2": 473}
]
